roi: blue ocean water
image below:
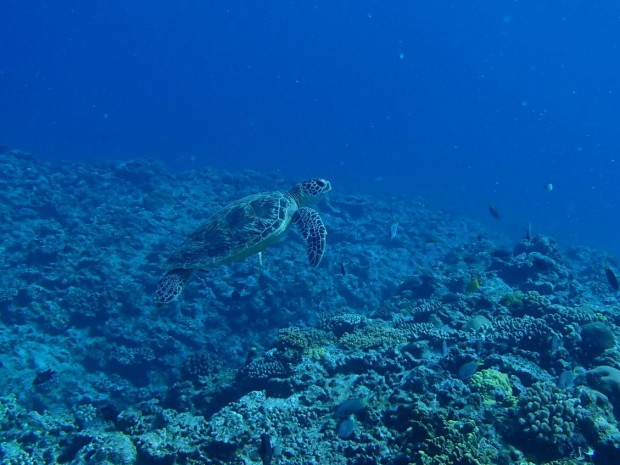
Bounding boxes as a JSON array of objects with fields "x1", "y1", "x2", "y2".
[{"x1": 2, "y1": 1, "x2": 619, "y2": 256}]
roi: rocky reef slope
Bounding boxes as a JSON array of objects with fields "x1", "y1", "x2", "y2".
[{"x1": 0, "y1": 149, "x2": 619, "y2": 464}]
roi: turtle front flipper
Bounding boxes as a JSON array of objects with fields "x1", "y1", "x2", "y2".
[
  {"x1": 156, "y1": 268, "x2": 194, "y2": 303},
  {"x1": 292, "y1": 207, "x2": 327, "y2": 266}
]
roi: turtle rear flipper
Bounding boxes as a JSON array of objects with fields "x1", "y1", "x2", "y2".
[
  {"x1": 292, "y1": 207, "x2": 327, "y2": 267},
  {"x1": 156, "y1": 269, "x2": 194, "y2": 304}
]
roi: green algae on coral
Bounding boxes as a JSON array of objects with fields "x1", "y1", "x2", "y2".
[{"x1": 470, "y1": 369, "x2": 514, "y2": 405}]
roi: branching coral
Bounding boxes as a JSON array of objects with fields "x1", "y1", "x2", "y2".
[{"x1": 338, "y1": 324, "x2": 407, "y2": 350}]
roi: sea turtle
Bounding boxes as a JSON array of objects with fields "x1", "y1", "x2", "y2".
[{"x1": 156, "y1": 178, "x2": 332, "y2": 303}]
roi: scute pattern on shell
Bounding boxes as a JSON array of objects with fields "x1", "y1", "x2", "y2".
[{"x1": 163, "y1": 192, "x2": 297, "y2": 270}]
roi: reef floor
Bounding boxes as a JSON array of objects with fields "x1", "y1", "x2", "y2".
[{"x1": 0, "y1": 149, "x2": 619, "y2": 464}]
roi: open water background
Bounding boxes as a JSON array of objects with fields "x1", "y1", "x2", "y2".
[{"x1": 1, "y1": 1, "x2": 619, "y2": 256}]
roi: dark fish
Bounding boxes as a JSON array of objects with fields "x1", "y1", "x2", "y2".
[
  {"x1": 488, "y1": 204, "x2": 501, "y2": 220},
  {"x1": 340, "y1": 262, "x2": 347, "y2": 276},
  {"x1": 525, "y1": 222, "x2": 532, "y2": 241},
  {"x1": 335, "y1": 398, "x2": 365, "y2": 419},
  {"x1": 258, "y1": 433, "x2": 274, "y2": 465},
  {"x1": 490, "y1": 248, "x2": 512, "y2": 259},
  {"x1": 337, "y1": 419, "x2": 356, "y2": 439},
  {"x1": 423, "y1": 234, "x2": 441, "y2": 244},
  {"x1": 604, "y1": 264, "x2": 619, "y2": 291},
  {"x1": 244, "y1": 347, "x2": 258, "y2": 365},
  {"x1": 33, "y1": 368, "x2": 57, "y2": 386},
  {"x1": 99, "y1": 403, "x2": 120, "y2": 422}
]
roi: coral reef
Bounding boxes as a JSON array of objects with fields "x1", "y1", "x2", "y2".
[
  {"x1": 1, "y1": 150, "x2": 619, "y2": 464},
  {"x1": 508, "y1": 381, "x2": 587, "y2": 460}
]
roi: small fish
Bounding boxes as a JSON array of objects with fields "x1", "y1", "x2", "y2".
[
  {"x1": 335, "y1": 398, "x2": 366, "y2": 419},
  {"x1": 604, "y1": 263, "x2": 619, "y2": 291},
  {"x1": 458, "y1": 361, "x2": 479, "y2": 380},
  {"x1": 258, "y1": 433, "x2": 274, "y2": 465},
  {"x1": 544, "y1": 183, "x2": 553, "y2": 192},
  {"x1": 476, "y1": 337, "x2": 483, "y2": 354},
  {"x1": 340, "y1": 262, "x2": 347, "y2": 276},
  {"x1": 389, "y1": 221, "x2": 399, "y2": 239},
  {"x1": 525, "y1": 222, "x2": 532, "y2": 241},
  {"x1": 33, "y1": 368, "x2": 57, "y2": 386},
  {"x1": 337, "y1": 419, "x2": 356, "y2": 439},
  {"x1": 465, "y1": 275, "x2": 480, "y2": 293},
  {"x1": 488, "y1": 204, "x2": 501, "y2": 220},
  {"x1": 557, "y1": 370, "x2": 575, "y2": 389},
  {"x1": 577, "y1": 446, "x2": 596, "y2": 461},
  {"x1": 441, "y1": 340, "x2": 449, "y2": 357},
  {"x1": 258, "y1": 251, "x2": 263, "y2": 267}
]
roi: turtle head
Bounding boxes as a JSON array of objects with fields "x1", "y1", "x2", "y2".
[{"x1": 289, "y1": 178, "x2": 332, "y2": 206}]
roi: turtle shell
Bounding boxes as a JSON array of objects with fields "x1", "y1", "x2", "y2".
[{"x1": 163, "y1": 192, "x2": 297, "y2": 270}]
